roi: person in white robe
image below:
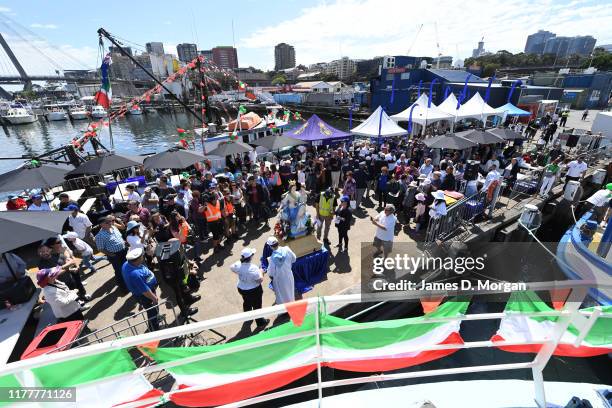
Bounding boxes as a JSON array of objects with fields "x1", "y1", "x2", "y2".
[{"x1": 266, "y1": 237, "x2": 297, "y2": 305}]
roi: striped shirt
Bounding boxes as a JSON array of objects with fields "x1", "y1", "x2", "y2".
[{"x1": 95, "y1": 226, "x2": 125, "y2": 253}]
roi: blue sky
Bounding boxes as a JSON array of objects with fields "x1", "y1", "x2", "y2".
[{"x1": 0, "y1": 0, "x2": 611, "y2": 75}]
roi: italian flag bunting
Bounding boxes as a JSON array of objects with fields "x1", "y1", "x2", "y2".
[
  {"x1": 0, "y1": 350, "x2": 161, "y2": 408},
  {"x1": 238, "y1": 81, "x2": 246, "y2": 90},
  {"x1": 491, "y1": 291, "x2": 612, "y2": 357},
  {"x1": 148, "y1": 299, "x2": 469, "y2": 407}
]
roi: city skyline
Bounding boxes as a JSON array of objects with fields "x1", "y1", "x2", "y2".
[{"x1": 0, "y1": 0, "x2": 610, "y2": 75}]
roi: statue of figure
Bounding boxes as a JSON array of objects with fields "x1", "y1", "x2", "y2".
[{"x1": 279, "y1": 181, "x2": 310, "y2": 238}]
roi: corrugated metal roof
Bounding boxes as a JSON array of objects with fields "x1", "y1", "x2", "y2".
[{"x1": 427, "y1": 69, "x2": 485, "y2": 83}]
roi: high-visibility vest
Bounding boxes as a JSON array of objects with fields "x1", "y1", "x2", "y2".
[
  {"x1": 318, "y1": 194, "x2": 334, "y2": 217},
  {"x1": 204, "y1": 201, "x2": 222, "y2": 222},
  {"x1": 224, "y1": 198, "x2": 234, "y2": 216}
]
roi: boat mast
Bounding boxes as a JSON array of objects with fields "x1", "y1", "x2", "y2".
[{"x1": 97, "y1": 28, "x2": 202, "y2": 123}]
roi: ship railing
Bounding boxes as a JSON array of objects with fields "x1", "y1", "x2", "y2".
[
  {"x1": 424, "y1": 189, "x2": 488, "y2": 243},
  {"x1": 0, "y1": 280, "x2": 608, "y2": 408}
]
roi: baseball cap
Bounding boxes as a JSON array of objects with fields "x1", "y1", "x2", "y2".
[
  {"x1": 240, "y1": 247, "x2": 256, "y2": 258},
  {"x1": 37, "y1": 266, "x2": 61, "y2": 287},
  {"x1": 31, "y1": 194, "x2": 43, "y2": 200},
  {"x1": 416, "y1": 193, "x2": 426, "y2": 201},
  {"x1": 64, "y1": 204, "x2": 79, "y2": 211},
  {"x1": 266, "y1": 236, "x2": 279, "y2": 246},
  {"x1": 340, "y1": 195, "x2": 350, "y2": 202},
  {"x1": 126, "y1": 247, "x2": 144, "y2": 261}
]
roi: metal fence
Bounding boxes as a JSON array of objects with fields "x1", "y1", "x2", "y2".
[{"x1": 424, "y1": 189, "x2": 488, "y2": 243}]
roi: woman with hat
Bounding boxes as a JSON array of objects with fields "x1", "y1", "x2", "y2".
[
  {"x1": 37, "y1": 266, "x2": 87, "y2": 323},
  {"x1": 6, "y1": 194, "x2": 27, "y2": 210},
  {"x1": 334, "y1": 196, "x2": 353, "y2": 252},
  {"x1": 230, "y1": 247, "x2": 269, "y2": 329},
  {"x1": 126, "y1": 220, "x2": 147, "y2": 249},
  {"x1": 430, "y1": 191, "x2": 448, "y2": 220},
  {"x1": 414, "y1": 193, "x2": 428, "y2": 231}
]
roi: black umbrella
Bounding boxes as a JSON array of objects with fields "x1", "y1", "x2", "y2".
[
  {"x1": 0, "y1": 164, "x2": 71, "y2": 192},
  {"x1": 143, "y1": 149, "x2": 207, "y2": 170},
  {"x1": 423, "y1": 134, "x2": 477, "y2": 150},
  {"x1": 456, "y1": 129, "x2": 505, "y2": 145},
  {"x1": 250, "y1": 135, "x2": 305, "y2": 151},
  {"x1": 0, "y1": 211, "x2": 68, "y2": 253},
  {"x1": 486, "y1": 127, "x2": 524, "y2": 141},
  {"x1": 66, "y1": 154, "x2": 142, "y2": 176},
  {"x1": 207, "y1": 141, "x2": 253, "y2": 157}
]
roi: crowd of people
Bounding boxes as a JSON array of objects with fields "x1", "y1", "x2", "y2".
[{"x1": 3, "y1": 108, "x2": 609, "y2": 333}]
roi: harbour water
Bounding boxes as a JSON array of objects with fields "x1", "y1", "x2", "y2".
[{"x1": 0, "y1": 112, "x2": 352, "y2": 175}]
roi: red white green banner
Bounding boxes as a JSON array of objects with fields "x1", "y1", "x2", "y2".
[
  {"x1": 491, "y1": 291, "x2": 612, "y2": 357},
  {"x1": 0, "y1": 350, "x2": 161, "y2": 408},
  {"x1": 147, "y1": 300, "x2": 469, "y2": 407}
]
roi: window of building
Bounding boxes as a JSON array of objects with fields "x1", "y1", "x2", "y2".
[{"x1": 400, "y1": 72, "x2": 410, "y2": 80}]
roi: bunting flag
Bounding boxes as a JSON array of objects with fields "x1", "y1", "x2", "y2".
[
  {"x1": 491, "y1": 291, "x2": 612, "y2": 357},
  {"x1": 0, "y1": 350, "x2": 161, "y2": 408},
  {"x1": 148, "y1": 299, "x2": 468, "y2": 407},
  {"x1": 238, "y1": 81, "x2": 246, "y2": 90},
  {"x1": 238, "y1": 105, "x2": 247, "y2": 115},
  {"x1": 94, "y1": 53, "x2": 112, "y2": 109},
  {"x1": 245, "y1": 90, "x2": 257, "y2": 101}
]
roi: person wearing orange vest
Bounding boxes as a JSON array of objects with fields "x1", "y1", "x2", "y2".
[
  {"x1": 222, "y1": 189, "x2": 237, "y2": 239},
  {"x1": 201, "y1": 194, "x2": 224, "y2": 252}
]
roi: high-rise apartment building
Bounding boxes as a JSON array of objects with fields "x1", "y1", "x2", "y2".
[
  {"x1": 177, "y1": 43, "x2": 198, "y2": 62},
  {"x1": 146, "y1": 42, "x2": 165, "y2": 55},
  {"x1": 274, "y1": 43, "x2": 296, "y2": 71},
  {"x1": 212, "y1": 46, "x2": 238, "y2": 69}
]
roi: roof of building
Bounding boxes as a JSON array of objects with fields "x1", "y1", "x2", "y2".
[
  {"x1": 427, "y1": 69, "x2": 485, "y2": 83},
  {"x1": 297, "y1": 72, "x2": 321, "y2": 79},
  {"x1": 293, "y1": 81, "x2": 324, "y2": 89}
]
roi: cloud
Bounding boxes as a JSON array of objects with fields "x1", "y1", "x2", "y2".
[
  {"x1": 30, "y1": 23, "x2": 58, "y2": 29},
  {"x1": 240, "y1": 0, "x2": 612, "y2": 68},
  {"x1": 0, "y1": 6, "x2": 11, "y2": 12}
]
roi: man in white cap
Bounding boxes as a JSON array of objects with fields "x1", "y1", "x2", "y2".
[
  {"x1": 230, "y1": 247, "x2": 269, "y2": 328},
  {"x1": 122, "y1": 248, "x2": 160, "y2": 331},
  {"x1": 266, "y1": 237, "x2": 297, "y2": 305},
  {"x1": 63, "y1": 232, "x2": 96, "y2": 274}
]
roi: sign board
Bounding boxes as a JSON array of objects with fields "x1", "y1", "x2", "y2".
[{"x1": 387, "y1": 67, "x2": 406, "y2": 74}]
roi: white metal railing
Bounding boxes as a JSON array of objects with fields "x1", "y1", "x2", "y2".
[{"x1": 0, "y1": 280, "x2": 609, "y2": 408}]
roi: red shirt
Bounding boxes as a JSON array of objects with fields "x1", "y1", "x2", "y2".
[{"x1": 6, "y1": 198, "x2": 27, "y2": 210}]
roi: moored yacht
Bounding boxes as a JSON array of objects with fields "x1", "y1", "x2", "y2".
[
  {"x1": 90, "y1": 105, "x2": 107, "y2": 118},
  {"x1": 46, "y1": 107, "x2": 67, "y2": 121},
  {"x1": 69, "y1": 105, "x2": 89, "y2": 120},
  {"x1": 3, "y1": 107, "x2": 37, "y2": 124}
]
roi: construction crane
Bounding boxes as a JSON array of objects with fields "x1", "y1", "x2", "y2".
[
  {"x1": 406, "y1": 24, "x2": 423, "y2": 56},
  {"x1": 434, "y1": 22, "x2": 442, "y2": 69}
]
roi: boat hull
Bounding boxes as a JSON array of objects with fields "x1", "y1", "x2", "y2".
[
  {"x1": 129, "y1": 109, "x2": 143, "y2": 115},
  {"x1": 48, "y1": 112, "x2": 67, "y2": 121},
  {"x1": 4, "y1": 115, "x2": 37, "y2": 124},
  {"x1": 70, "y1": 112, "x2": 89, "y2": 120},
  {"x1": 91, "y1": 112, "x2": 106, "y2": 119}
]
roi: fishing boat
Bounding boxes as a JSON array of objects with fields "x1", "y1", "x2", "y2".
[
  {"x1": 90, "y1": 105, "x2": 107, "y2": 119},
  {"x1": 2, "y1": 106, "x2": 37, "y2": 125},
  {"x1": 46, "y1": 107, "x2": 68, "y2": 121},
  {"x1": 69, "y1": 105, "x2": 89, "y2": 120},
  {"x1": 202, "y1": 112, "x2": 290, "y2": 154},
  {"x1": 129, "y1": 104, "x2": 143, "y2": 115}
]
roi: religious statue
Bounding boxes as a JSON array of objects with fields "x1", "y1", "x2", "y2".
[{"x1": 276, "y1": 181, "x2": 312, "y2": 239}]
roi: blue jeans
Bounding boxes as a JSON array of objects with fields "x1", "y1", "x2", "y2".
[
  {"x1": 79, "y1": 254, "x2": 96, "y2": 273},
  {"x1": 135, "y1": 293, "x2": 160, "y2": 331}
]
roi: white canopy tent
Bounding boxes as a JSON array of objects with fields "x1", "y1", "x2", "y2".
[
  {"x1": 390, "y1": 94, "x2": 454, "y2": 125},
  {"x1": 352, "y1": 106, "x2": 407, "y2": 138},
  {"x1": 456, "y1": 92, "x2": 501, "y2": 120},
  {"x1": 437, "y1": 93, "x2": 460, "y2": 116}
]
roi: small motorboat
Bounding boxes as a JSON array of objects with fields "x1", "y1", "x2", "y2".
[
  {"x1": 3, "y1": 107, "x2": 37, "y2": 125},
  {"x1": 47, "y1": 107, "x2": 68, "y2": 121},
  {"x1": 91, "y1": 105, "x2": 107, "y2": 118},
  {"x1": 69, "y1": 105, "x2": 89, "y2": 120}
]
